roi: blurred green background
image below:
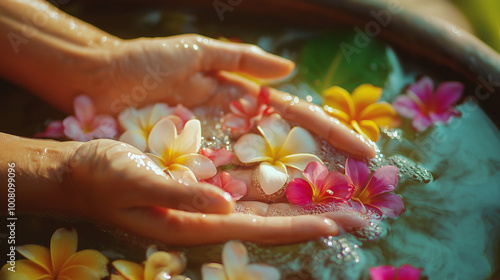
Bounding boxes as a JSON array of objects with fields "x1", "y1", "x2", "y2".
[{"x1": 454, "y1": 0, "x2": 500, "y2": 53}]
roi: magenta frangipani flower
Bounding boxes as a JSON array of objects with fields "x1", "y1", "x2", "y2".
[
  {"x1": 203, "y1": 171, "x2": 247, "y2": 201},
  {"x1": 393, "y1": 76, "x2": 463, "y2": 132},
  {"x1": 370, "y1": 264, "x2": 421, "y2": 280},
  {"x1": 36, "y1": 95, "x2": 117, "y2": 141},
  {"x1": 345, "y1": 158, "x2": 404, "y2": 219},
  {"x1": 286, "y1": 162, "x2": 354, "y2": 205},
  {"x1": 223, "y1": 86, "x2": 275, "y2": 134}
]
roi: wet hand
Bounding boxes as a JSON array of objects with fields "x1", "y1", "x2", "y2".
[{"x1": 65, "y1": 139, "x2": 364, "y2": 246}]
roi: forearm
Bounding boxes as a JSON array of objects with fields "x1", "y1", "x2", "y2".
[
  {"x1": 0, "y1": 132, "x2": 82, "y2": 212},
  {"x1": 0, "y1": 0, "x2": 120, "y2": 113}
]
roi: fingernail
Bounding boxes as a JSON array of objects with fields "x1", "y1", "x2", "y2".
[{"x1": 323, "y1": 218, "x2": 339, "y2": 235}]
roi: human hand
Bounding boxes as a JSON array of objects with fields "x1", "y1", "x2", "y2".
[
  {"x1": 88, "y1": 34, "x2": 376, "y2": 157},
  {"x1": 65, "y1": 139, "x2": 366, "y2": 246}
]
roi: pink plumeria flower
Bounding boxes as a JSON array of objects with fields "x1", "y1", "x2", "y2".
[
  {"x1": 35, "y1": 120, "x2": 64, "y2": 139},
  {"x1": 233, "y1": 114, "x2": 322, "y2": 196},
  {"x1": 223, "y1": 86, "x2": 275, "y2": 134},
  {"x1": 345, "y1": 158, "x2": 404, "y2": 219},
  {"x1": 393, "y1": 77, "x2": 463, "y2": 132},
  {"x1": 200, "y1": 147, "x2": 234, "y2": 168},
  {"x1": 370, "y1": 264, "x2": 421, "y2": 280},
  {"x1": 286, "y1": 162, "x2": 354, "y2": 205},
  {"x1": 146, "y1": 118, "x2": 216, "y2": 182},
  {"x1": 119, "y1": 103, "x2": 194, "y2": 152},
  {"x1": 203, "y1": 172, "x2": 247, "y2": 201},
  {"x1": 201, "y1": 240, "x2": 280, "y2": 280},
  {"x1": 63, "y1": 95, "x2": 118, "y2": 141}
]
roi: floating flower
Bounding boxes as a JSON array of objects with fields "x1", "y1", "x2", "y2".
[
  {"x1": 119, "y1": 103, "x2": 194, "y2": 152},
  {"x1": 203, "y1": 171, "x2": 247, "y2": 201},
  {"x1": 146, "y1": 118, "x2": 216, "y2": 182},
  {"x1": 35, "y1": 120, "x2": 64, "y2": 138},
  {"x1": 35, "y1": 95, "x2": 118, "y2": 141},
  {"x1": 233, "y1": 114, "x2": 322, "y2": 196},
  {"x1": 345, "y1": 158, "x2": 404, "y2": 218},
  {"x1": 393, "y1": 77, "x2": 463, "y2": 132},
  {"x1": 370, "y1": 264, "x2": 421, "y2": 280},
  {"x1": 0, "y1": 228, "x2": 109, "y2": 280},
  {"x1": 111, "y1": 246, "x2": 188, "y2": 280},
  {"x1": 286, "y1": 161, "x2": 354, "y2": 205},
  {"x1": 201, "y1": 147, "x2": 234, "y2": 168},
  {"x1": 201, "y1": 240, "x2": 280, "y2": 280},
  {"x1": 223, "y1": 86, "x2": 274, "y2": 134},
  {"x1": 323, "y1": 84, "x2": 399, "y2": 142}
]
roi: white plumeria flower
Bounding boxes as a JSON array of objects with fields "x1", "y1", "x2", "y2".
[
  {"x1": 201, "y1": 241, "x2": 280, "y2": 280},
  {"x1": 233, "y1": 114, "x2": 322, "y2": 195},
  {"x1": 146, "y1": 118, "x2": 216, "y2": 182},
  {"x1": 119, "y1": 103, "x2": 193, "y2": 152}
]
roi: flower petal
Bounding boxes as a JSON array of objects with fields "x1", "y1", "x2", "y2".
[
  {"x1": 393, "y1": 95, "x2": 420, "y2": 119},
  {"x1": 396, "y1": 264, "x2": 421, "y2": 280},
  {"x1": 435, "y1": 81, "x2": 463, "y2": 113},
  {"x1": 366, "y1": 193, "x2": 405, "y2": 218},
  {"x1": 411, "y1": 113, "x2": 432, "y2": 132},
  {"x1": 173, "y1": 119, "x2": 201, "y2": 156},
  {"x1": 303, "y1": 161, "x2": 329, "y2": 189},
  {"x1": 351, "y1": 84, "x2": 383, "y2": 113},
  {"x1": 175, "y1": 154, "x2": 217, "y2": 180},
  {"x1": 168, "y1": 164, "x2": 198, "y2": 183},
  {"x1": 35, "y1": 120, "x2": 64, "y2": 139},
  {"x1": 408, "y1": 76, "x2": 434, "y2": 105},
  {"x1": 144, "y1": 252, "x2": 187, "y2": 280},
  {"x1": 148, "y1": 103, "x2": 173, "y2": 127},
  {"x1": 279, "y1": 154, "x2": 323, "y2": 171},
  {"x1": 173, "y1": 104, "x2": 195, "y2": 123},
  {"x1": 278, "y1": 127, "x2": 317, "y2": 158},
  {"x1": 63, "y1": 116, "x2": 88, "y2": 142},
  {"x1": 234, "y1": 134, "x2": 272, "y2": 163},
  {"x1": 286, "y1": 178, "x2": 314, "y2": 205},
  {"x1": 16, "y1": 245, "x2": 52, "y2": 274},
  {"x1": 429, "y1": 111, "x2": 454, "y2": 124},
  {"x1": 112, "y1": 260, "x2": 144, "y2": 280},
  {"x1": 369, "y1": 265, "x2": 396, "y2": 280},
  {"x1": 223, "y1": 179, "x2": 248, "y2": 201},
  {"x1": 74, "y1": 95, "x2": 95, "y2": 124},
  {"x1": 223, "y1": 113, "x2": 249, "y2": 132},
  {"x1": 359, "y1": 102, "x2": 399, "y2": 127},
  {"x1": 50, "y1": 228, "x2": 78, "y2": 276},
  {"x1": 351, "y1": 120, "x2": 380, "y2": 142},
  {"x1": 322, "y1": 172, "x2": 354, "y2": 201},
  {"x1": 223, "y1": 241, "x2": 248, "y2": 279},
  {"x1": 323, "y1": 86, "x2": 355, "y2": 117},
  {"x1": 245, "y1": 264, "x2": 281, "y2": 280},
  {"x1": 63, "y1": 249, "x2": 109, "y2": 278},
  {"x1": 92, "y1": 115, "x2": 118, "y2": 139},
  {"x1": 345, "y1": 158, "x2": 370, "y2": 197},
  {"x1": 259, "y1": 162, "x2": 288, "y2": 195},
  {"x1": 119, "y1": 130, "x2": 148, "y2": 152},
  {"x1": 1, "y1": 259, "x2": 51, "y2": 280},
  {"x1": 201, "y1": 263, "x2": 227, "y2": 280},
  {"x1": 146, "y1": 153, "x2": 168, "y2": 170},
  {"x1": 363, "y1": 165, "x2": 398, "y2": 198},
  {"x1": 257, "y1": 114, "x2": 290, "y2": 151},
  {"x1": 118, "y1": 107, "x2": 141, "y2": 131},
  {"x1": 59, "y1": 266, "x2": 101, "y2": 280},
  {"x1": 148, "y1": 118, "x2": 177, "y2": 158}
]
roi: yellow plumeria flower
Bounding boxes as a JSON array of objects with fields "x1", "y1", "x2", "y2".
[
  {"x1": 0, "y1": 228, "x2": 109, "y2": 280},
  {"x1": 323, "y1": 84, "x2": 399, "y2": 142},
  {"x1": 111, "y1": 246, "x2": 189, "y2": 280}
]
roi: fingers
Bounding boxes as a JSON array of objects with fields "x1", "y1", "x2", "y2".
[
  {"x1": 115, "y1": 207, "x2": 342, "y2": 246},
  {"x1": 192, "y1": 35, "x2": 294, "y2": 79},
  {"x1": 211, "y1": 73, "x2": 378, "y2": 158},
  {"x1": 133, "y1": 175, "x2": 235, "y2": 215},
  {"x1": 267, "y1": 87, "x2": 379, "y2": 158}
]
